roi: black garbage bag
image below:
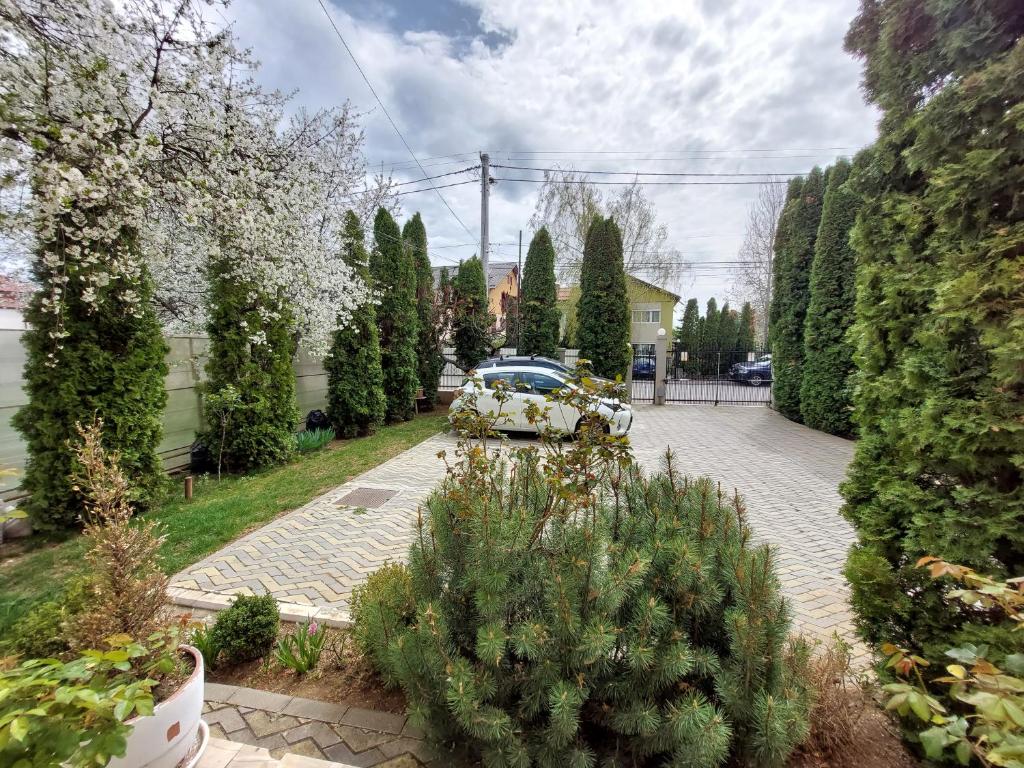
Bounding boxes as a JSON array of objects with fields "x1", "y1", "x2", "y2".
[
  {"x1": 305, "y1": 409, "x2": 330, "y2": 432},
  {"x1": 189, "y1": 439, "x2": 215, "y2": 474}
]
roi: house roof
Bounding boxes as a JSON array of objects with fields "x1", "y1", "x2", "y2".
[
  {"x1": 431, "y1": 261, "x2": 518, "y2": 292},
  {"x1": 556, "y1": 275, "x2": 680, "y2": 304}
]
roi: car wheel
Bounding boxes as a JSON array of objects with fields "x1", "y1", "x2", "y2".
[{"x1": 749, "y1": 374, "x2": 763, "y2": 387}]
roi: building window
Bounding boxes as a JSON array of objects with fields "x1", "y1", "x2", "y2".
[{"x1": 631, "y1": 309, "x2": 661, "y2": 324}]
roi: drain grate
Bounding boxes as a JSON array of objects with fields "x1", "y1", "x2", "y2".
[{"x1": 335, "y1": 487, "x2": 398, "y2": 509}]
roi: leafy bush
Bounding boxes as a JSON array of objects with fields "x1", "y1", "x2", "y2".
[
  {"x1": 274, "y1": 619, "x2": 327, "y2": 674},
  {"x1": 349, "y1": 562, "x2": 414, "y2": 686},
  {"x1": 212, "y1": 594, "x2": 280, "y2": 664},
  {"x1": 295, "y1": 428, "x2": 335, "y2": 453},
  {"x1": 3, "y1": 578, "x2": 93, "y2": 660},
  {"x1": 577, "y1": 216, "x2": 631, "y2": 379},
  {"x1": 360, "y1": 380, "x2": 811, "y2": 766},
  {"x1": 881, "y1": 559, "x2": 1024, "y2": 767},
  {"x1": 189, "y1": 624, "x2": 221, "y2": 671}
]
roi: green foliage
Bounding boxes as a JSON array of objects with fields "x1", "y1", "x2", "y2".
[
  {"x1": 212, "y1": 594, "x2": 280, "y2": 665},
  {"x1": 841, "y1": 2, "x2": 1024, "y2": 754},
  {"x1": 718, "y1": 302, "x2": 738, "y2": 351},
  {"x1": 295, "y1": 428, "x2": 335, "y2": 453},
  {"x1": 274, "y1": 619, "x2": 327, "y2": 675},
  {"x1": 452, "y1": 256, "x2": 492, "y2": 371},
  {"x1": 703, "y1": 298, "x2": 720, "y2": 348},
  {"x1": 13, "y1": 261, "x2": 168, "y2": 532},
  {"x1": 204, "y1": 255, "x2": 297, "y2": 472},
  {"x1": 372, "y1": 208, "x2": 419, "y2": 422},
  {"x1": 737, "y1": 303, "x2": 756, "y2": 353},
  {"x1": 3, "y1": 578, "x2": 92, "y2": 660},
  {"x1": 189, "y1": 624, "x2": 221, "y2": 671},
  {"x1": 675, "y1": 298, "x2": 701, "y2": 374},
  {"x1": 800, "y1": 159, "x2": 859, "y2": 436},
  {"x1": 0, "y1": 636, "x2": 170, "y2": 768},
  {"x1": 326, "y1": 211, "x2": 387, "y2": 439},
  {"x1": 519, "y1": 228, "x2": 561, "y2": 357},
  {"x1": 405, "y1": 213, "x2": 444, "y2": 407},
  {"x1": 770, "y1": 168, "x2": 825, "y2": 421},
  {"x1": 577, "y1": 216, "x2": 631, "y2": 379},
  {"x1": 350, "y1": 562, "x2": 414, "y2": 687},
  {"x1": 363, "y1": 390, "x2": 810, "y2": 766}
]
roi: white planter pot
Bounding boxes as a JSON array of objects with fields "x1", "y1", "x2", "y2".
[{"x1": 109, "y1": 645, "x2": 208, "y2": 768}]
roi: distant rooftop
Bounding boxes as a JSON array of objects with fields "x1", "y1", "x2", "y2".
[
  {"x1": 0, "y1": 275, "x2": 32, "y2": 310},
  {"x1": 431, "y1": 260, "x2": 518, "y2": 292}
]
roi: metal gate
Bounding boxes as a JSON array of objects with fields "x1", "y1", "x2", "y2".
[{"x1": 665, "y1": 346, "x2": 772, "y2": 405}]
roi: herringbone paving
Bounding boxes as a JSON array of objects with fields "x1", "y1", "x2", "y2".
[{"x1": 171, "y1": 406, "x2": 859, "y2": 653}]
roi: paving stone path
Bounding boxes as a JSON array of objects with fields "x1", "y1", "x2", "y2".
[
  {"x1": 202, "y1": 683, "x2": 432, "y2": 767},
  {"x1": 171, "y1": 405, "x2": 859, "y2": 651}
]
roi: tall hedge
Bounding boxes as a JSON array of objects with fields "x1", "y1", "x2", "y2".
[
  {"x1": 404, "y1": 213, "x2": 443, "y2": 407},
  {"x1": 451, "y1": 256, "x2": 491, "y2": 371},
  {"x1": 577, "y1": 216, "x2": 631, "y2": 379},
  {"x1": 703, "y1": 298, "x2": 720, "y2": 350},
  {"x1": 769, "y1": 167, "x2": 825, "y2": 422},
  {"x1": 371, "y1": 208, "x2": 419, "y2": 422},
  {"x1": 737, "y1": 302, "x2": 756, "y2": 353},
  {"x1": 718, "y1": 302, "x2": 738, "y2": 351},
  {"x1": 326, "y1": 211, "x2": 386, "y2": 438},
  {"x1": 203, "y1": 259, "x2": 297, "y2": 472},
  {"x1": 14, "y1": 258, "x2": 168, "y2": 531},
  {"x1": 518, "y1": 227, "x2": 560, "y2": 358},
  {"x1": 841, "y1": 1, "x2": 1024, "y2": 669},
  {"x1": 768, "y1": 179, "x2": 805, "y2": 336},
  {"x1": 800, "y1": 159, "x2": 859, "y2": 436},
  {"x1": 676, "y1": 298, "x2": 700, "y2": 374}
]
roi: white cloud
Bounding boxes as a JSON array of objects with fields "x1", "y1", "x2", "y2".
[{"x1": 225, "y1": 0, "x2": 878, "y2": 311}]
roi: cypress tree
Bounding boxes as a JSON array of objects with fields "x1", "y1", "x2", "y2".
[
  {"x1": 325, "y1": 211, "x2": 386, "y2": 438},
  {"x1": 451, "y1": 257, "x2": 492, "y2": 371},
  {"x1": 737, "y1": 302, "x2": 756, "y2": 353},
  {"x1": 703, "y1": 298, "x2": 720, "y2": 350},
  {"x1": 403, "y1": 213, "x2": 443, "y2": 407},
  {"x1": 676, "y1": 298, "x2": 700, "y2": 374},
  {"x1": 371, "y1": 207, "x2": 419, "y2": 422},
  {"x1": 768, "y1": 179, "x2": 805, "y2": 335},
  {"x1": 800, "y1": 159, "x2": 859, "y2": 436},
  {"x1": 518, "y1": 227, "x2": 560, "y2": 357},
  {"x1": 841, "y1": 1, "x2": 1024, "y2": 674},
  {"x1": 203, "y1": 258, "x2": 297, "y2": 472},
  {"x1": 770, "y1": 167, "x2": 825, "y2": 421},
  {"x1": 14, "y1": 260, "x2": 168, "y2": 531},
  {"x1": 718, "y1": 302, "x2": 738, "y2": 351},
  {"x1": 576, "y1": 216, "x2": 631, "y2": 379}
]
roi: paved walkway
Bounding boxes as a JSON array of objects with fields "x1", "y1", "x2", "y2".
[{"x1": 171, "y1": 405, "x2": 858, "y2": 650}]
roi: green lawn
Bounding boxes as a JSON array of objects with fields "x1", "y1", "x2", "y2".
[{"x1": 0, "y1": 413, "x2": 446, "y2": 634}]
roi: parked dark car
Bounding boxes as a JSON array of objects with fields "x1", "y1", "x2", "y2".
[
  {"x1": 475, "y1": 355, "x2": 570, "y2": 373},
  {"x1": 728, "y1": 354, "x2": 773, "y2": 386},
  {"x1": 632, "y1": 356, "x2": 656, "y2": 380}
]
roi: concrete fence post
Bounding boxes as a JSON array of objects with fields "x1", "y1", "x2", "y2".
[{"x1": 655, "y1": 328, "x2": 667, "y2": 405}]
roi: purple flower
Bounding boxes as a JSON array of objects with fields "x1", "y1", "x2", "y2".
[{"x1": 307, "y1": 621, "x2": 318, "y2": 636}]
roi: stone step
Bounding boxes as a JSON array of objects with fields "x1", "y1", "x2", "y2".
[{"x1": 200, "y1": 737, "x2": 358, "y2": 768}]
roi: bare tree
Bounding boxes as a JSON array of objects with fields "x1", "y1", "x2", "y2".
[
  {"x1": 730, "y1": 179, "x2": 786, "y2": 343},
  {"x1": 527, "y1": 169, "x2": 683, "y2": 288}
]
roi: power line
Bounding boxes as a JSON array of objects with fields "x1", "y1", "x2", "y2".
[
  {"x1": 391, "y1": 165, "x2": 479, "y2": 187},
  {"x1": 315, "y1": 0, "x2": 477, "y2": 240},
  {"x1": 393, "y1": 179, "x2": 477, "y2": 196},
  {"x1": 493, "y1": 176, "x2": 790, "y2": 186},
  {"x1": 491, "y1": 164, "x2": 800, "y2": 178},
  {"x1": 488, "y1": 146, "x2": 858, "y2": 155}
]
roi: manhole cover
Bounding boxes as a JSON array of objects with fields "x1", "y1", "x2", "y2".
[{"x1": 335, "y1": 487, "x2": 398, "y2": 509}]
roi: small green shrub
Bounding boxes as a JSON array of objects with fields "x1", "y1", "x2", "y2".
[
  {"x1": 212, "y1": 594, "x2": 280, "y2": 664},
  {"x1": 3, "y1": 578, "x2": 93, "y2": 660},
  {"x1": 295, "y1": 428, "x2": 335, "y2": 453},
  {"x1": 350, "y1": 562, "x2": 414, "y2": 686},
  {"x1": 274, "y1": 619, "x2": 327, "y2": 674}
]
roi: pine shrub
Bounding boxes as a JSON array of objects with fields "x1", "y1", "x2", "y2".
[
  {"x1": 800, "y1": 159, "x2": 859, "y2": 436},
  {"x1": 327, "y1": 211, "x2": 386, "y2": 438},
  {"x1": 349, "y1": 562, "x2": 414, "y2": 687},
  {"x1": 212, "y1": 594, "x2": 280, "y2": 665},
  {"x1": 203, "y1": 257, "x2": 297, "y2": 471},
  {"x1": 361, "y1": 390, "x2": 811, "y2": 767},
  {"x1": 14, "y1": 260, "x2": 167, "y2": 531},
  {"x1": 519, "y1": 228, "x2": 561, "y2": 358},
  {"x1": 770, "y1": 168, "x2": 825, "y2": 422},
  {"x1": 452, "y1": 256, "x2": 492, "y2": 371},
  {"x1": 405, "y1": 213, "x2": 444, "y2": 407},
  {"x1": 676, "y1": 298, "x2": 701, "y2": 375},
  {"x1": 841, "y1": 1, "x2": 1024, "y2": 676},
  {"x1": 577, "y1": 216, "x2": 631, "y2": 379},
  {"x1": 372, "y1": 208, "x2": 419, "y2": 422}
]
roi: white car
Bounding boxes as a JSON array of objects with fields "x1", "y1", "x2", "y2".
[{"x1": 449, "y1": 365, "x2": 633, "y2": 437}]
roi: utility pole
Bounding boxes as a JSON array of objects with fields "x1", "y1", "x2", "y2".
[{"x1": 480, "y1": 152, "x2": 490, "y2": 278}]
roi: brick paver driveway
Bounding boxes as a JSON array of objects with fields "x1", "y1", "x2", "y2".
[{"x1": 171, "y1": 405, "x2": 858, "y2": 652}]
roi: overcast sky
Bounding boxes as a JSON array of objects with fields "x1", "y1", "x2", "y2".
[{"x1": 224, "y1": 0, "x2": 878, "y2": 314}]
